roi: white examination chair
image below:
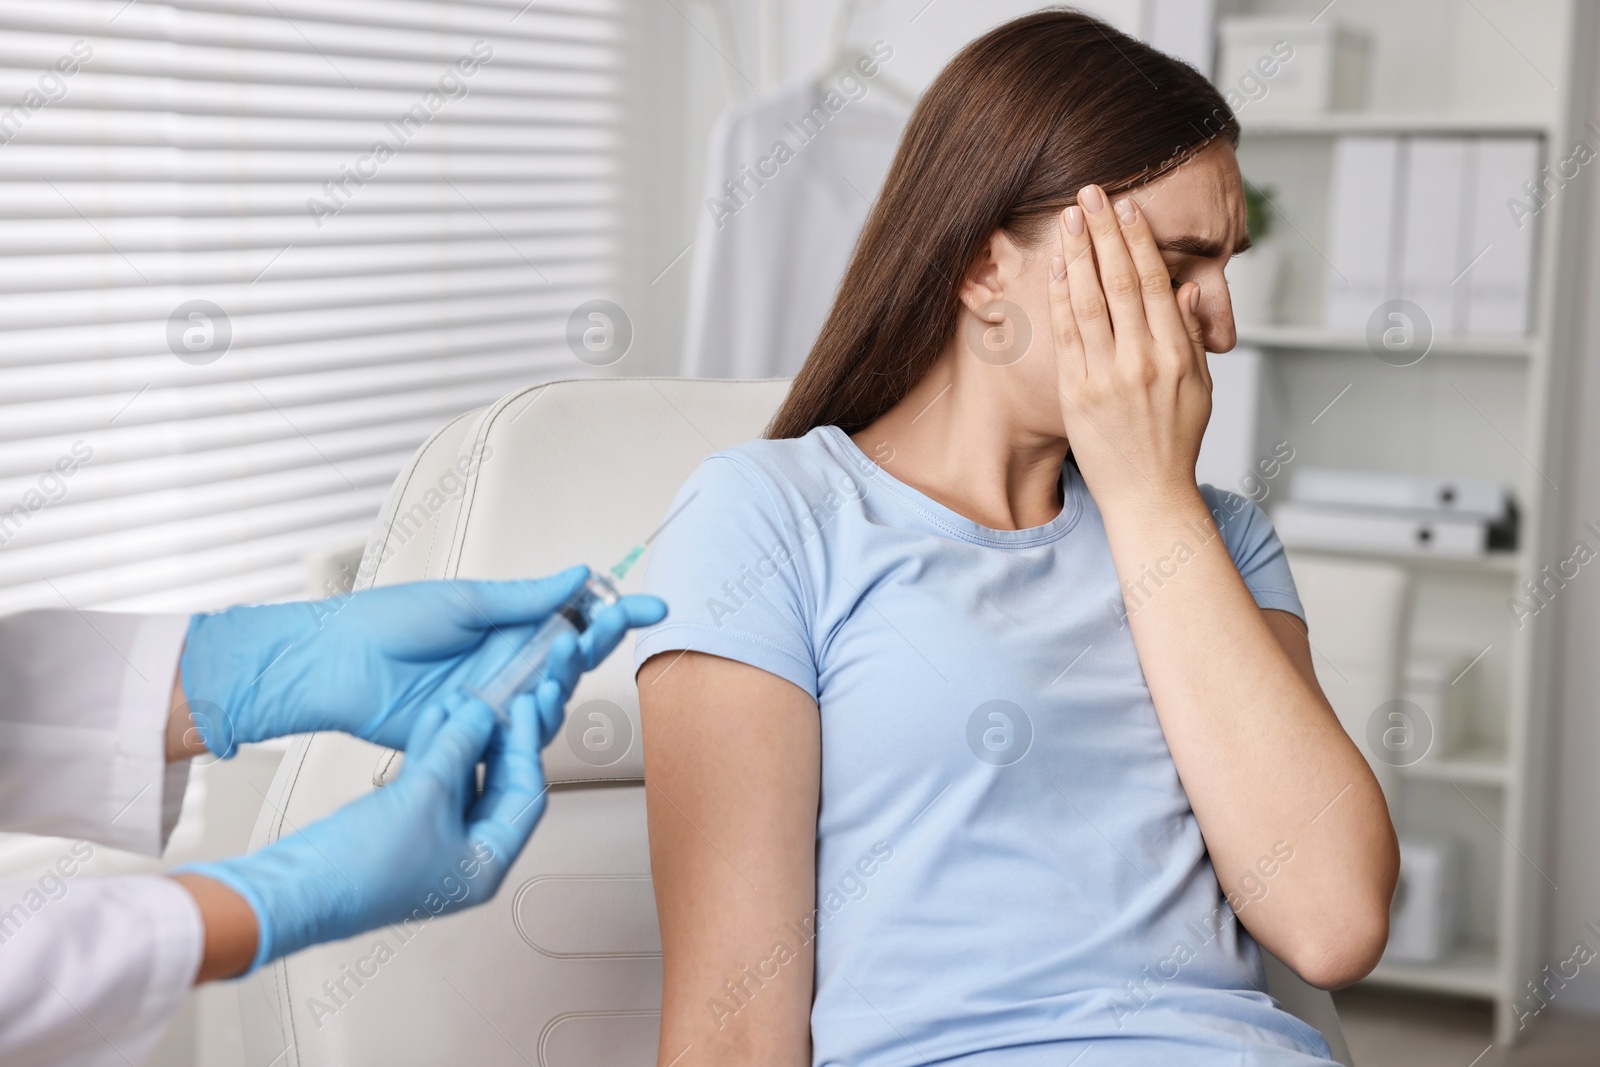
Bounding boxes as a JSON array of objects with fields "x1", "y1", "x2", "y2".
[{"x1": 238, "y1": 377, "x2": 1354, "y2": 1067}]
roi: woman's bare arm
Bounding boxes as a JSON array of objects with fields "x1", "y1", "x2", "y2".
[
  {"x1": 639, "y1": 651, "x2": 820, "y2": 1067},
  {"x1": 1106, "y1": 487, "x2": 1396, "y2": 989},
  {"x1": 1049, "y1": 186, "x2": 1397, "y2": 989}
]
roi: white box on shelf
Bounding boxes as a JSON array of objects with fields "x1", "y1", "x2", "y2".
[
  {"x1": 1399, "y1": 138, "x2": 1472, "y2": 336},
  {"x1": 1145, "y1": 0, "x2": 1216, "y2": 75},
  {"x1": 1272, "y1": 502, "x2": 1489, "y2": 558},
  {"x1": 1217, "y1": 18, "x2": 1370, "y2": 115},
  {"x1": 1324, "y1": 137, "x2": 1404, "y2": 331},
  {"x1": 1402, "y1": 654, "x2": 1477, "y2": 761},
  {"x1": 1387, "y1": 837, "x2": 1466, "y2": 963},
  {"x1": 1290, "y1": 468, "x2": 1512, "y2": 522},
  {"x1": 1464, "y1": 137, "x2": 1541, "y2": 336}
]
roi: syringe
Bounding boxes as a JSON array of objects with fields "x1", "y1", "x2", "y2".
[{"x1": 467, "y1": 570, "x2": 621, "y2": 724}]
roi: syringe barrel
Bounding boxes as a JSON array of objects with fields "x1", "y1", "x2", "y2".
[
  {"x1": 559, "y1": 573, "x2": 621, "y2": 633},
  {"x1": 472, "y1": 571, "x2": 620, "y2": 721}
]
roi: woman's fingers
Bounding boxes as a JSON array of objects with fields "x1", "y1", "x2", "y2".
[
  {"x1": 1177, "y1": 282, "x2": 1213, "y2": 391},
  {"x1": 1059, "y1": 201, "x2": 1116, "y2": 368},
  {"x1": 1078, "y1": 184, "x2": 1150, "y2": 343},
  {"x1": 1114, "y1": 195, "x2": 1188, "y2": 348},
  {"x1": 1048, "y1": 210, "x2": 1088, "y2": 383}
]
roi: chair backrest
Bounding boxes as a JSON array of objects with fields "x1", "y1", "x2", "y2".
[{"x1": 239, "y1": 377, "x2": 1352, "y2": 1067}]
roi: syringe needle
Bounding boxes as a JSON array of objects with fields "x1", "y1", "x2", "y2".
[
  {"x1": 462, "y1": 571, "x2": 620, "y2": 725},
  {"x1": 610, "y1": 544, "x2": 645, "y2": 581}
]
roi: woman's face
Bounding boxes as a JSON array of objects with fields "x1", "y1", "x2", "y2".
[
  {"x1": 1125, "y1": 141, "x2": 1249, "y2": 355},
  {"x1": 958, "y1": 142, "x2": 1248, "y2": 437}
]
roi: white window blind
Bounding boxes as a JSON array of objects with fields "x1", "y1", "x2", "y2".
[{"x1": 0, "y1": 0, "x2": 624, "y2": 615}]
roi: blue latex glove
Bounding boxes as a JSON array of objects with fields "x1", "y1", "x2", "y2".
[
  {"x1": 180, "y1": 566, "x2": 666, "y2": 757},
  {"x1": 176, "y1": 653, "x2": 577, "y2": 973}
]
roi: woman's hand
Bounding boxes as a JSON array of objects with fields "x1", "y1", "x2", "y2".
[{"x1": 1048, "y1": 184, "x2": 1212, "y2": 515}]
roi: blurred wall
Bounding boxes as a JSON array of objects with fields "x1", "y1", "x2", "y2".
[{"x1": 1548, "y1": 56, "x2": 1600, "y2": 1016}]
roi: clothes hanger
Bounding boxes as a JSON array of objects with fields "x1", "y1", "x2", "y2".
[
  {"x1": 692, "y1": 0, "x2": 754, "y2": 103},
  {"x1": 759, "y1": 0, "x2": 781, "y2": 91},
  {"x1": 815, "y1": 0, "x2": 919, "y2": 109}
]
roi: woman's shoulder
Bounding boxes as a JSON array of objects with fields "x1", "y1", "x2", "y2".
[
  {"x1": 641, "y1": 428, "x2": 848, "y2": 641},
  {"x1": 679, "y1": 426, "x2": 858, "y2": 510}
]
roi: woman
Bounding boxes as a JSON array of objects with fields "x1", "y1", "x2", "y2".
[{"x1": 634, "y1": 10, "x2": 1397, "y2": 1066}]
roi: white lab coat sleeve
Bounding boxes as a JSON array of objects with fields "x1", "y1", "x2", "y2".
[
  {"x1": 0, "y1": 609, "x2": 193, "y2": 856},
  {"x1": 0, "y1": 872, "x2": 203, "y2": 1067}
]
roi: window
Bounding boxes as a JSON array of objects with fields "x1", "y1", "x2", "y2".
[{"x1": 0, "y1": 0, "x2": 624, "y2": 613}]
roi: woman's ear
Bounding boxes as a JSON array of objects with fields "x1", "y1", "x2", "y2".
[{"x1": 957, "y1": 230, "x2": 1013, "y2": 316}]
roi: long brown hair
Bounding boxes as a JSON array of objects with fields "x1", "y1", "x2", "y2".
[{"x1": 765, "y1": 8, "x2": 1238, "y2": 439}]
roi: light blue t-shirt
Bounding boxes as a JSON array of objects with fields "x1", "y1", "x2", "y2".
[{"x1": 634, "y1": 425, "x2": 1334, "y2": 1067}]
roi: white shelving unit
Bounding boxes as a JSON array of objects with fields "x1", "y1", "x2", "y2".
[
  {"x1": 1238, "y1": 113, "x2": 1553, "y2": 138},
  {"x1": 1235, "y1": 324, "x2": 1540, "y2": 359},
  {"x1": 1221, "y1": 0, "x2": 1595, "y2": 1044}
]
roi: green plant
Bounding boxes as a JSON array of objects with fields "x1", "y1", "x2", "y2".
[{"x1": 1244, "y1": 184, "x2": 1275, "y2": 243}]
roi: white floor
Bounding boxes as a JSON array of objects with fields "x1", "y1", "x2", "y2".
[{"x1": 1335, "y1": 988, "x2": 1600, "y2": 1066}]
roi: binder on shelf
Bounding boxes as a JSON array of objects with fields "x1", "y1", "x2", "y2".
[
  {"x1": 1272, "y1": 501, "x2": 1489, "y2": 558},
  {"x1": 1322, "y1": 135, "x2": 1540, "y2": 337},
  {"x1": 1290, "y1": 467, "x2": 1511, "y2": 520},
  {"x1": 1464, "y1": 137, "x2": 1541, "y2": 336},
  {"x1": 1399, "y1": 137, "x2": 1471, "y2": 335},
  {"x1": 1324, "y1": 136, "x2": 1403, "y2": 332},
  {"x1": 1287, "y1": 468, "x2": 1518, "y2": 550}
]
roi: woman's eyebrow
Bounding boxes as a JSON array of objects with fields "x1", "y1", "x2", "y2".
[{"x1": 1157, "y1": 233, "x2": 1252, "y2": 257}]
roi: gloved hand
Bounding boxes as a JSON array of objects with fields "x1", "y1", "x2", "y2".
[
  {"x1": 180, "y1": 566, "x2": 666, "y2": 757},
  {"x1": 175, "y1": 652, "x2": 577, "y2": 972}
]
